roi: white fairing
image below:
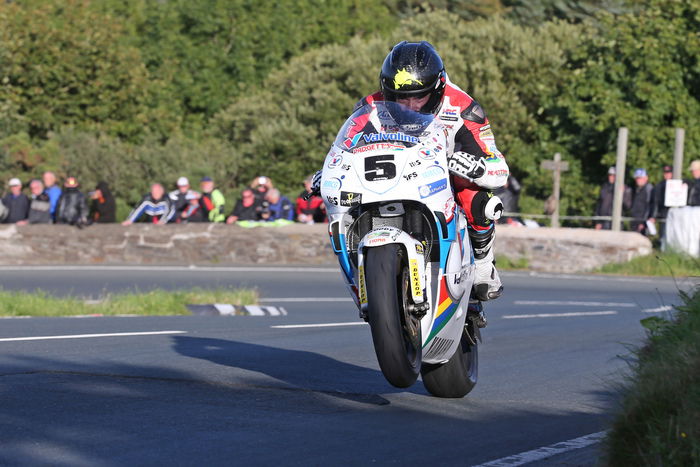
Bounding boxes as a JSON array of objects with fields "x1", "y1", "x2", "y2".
[{"x1": 321, "y1": 102, "x2": 475, "y2": 364}]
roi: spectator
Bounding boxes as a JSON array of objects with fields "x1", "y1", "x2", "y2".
[
  {"x1": 169, "y1": 177, "x2": 203, "y2": 223},
  {"x1": 250, "y1": 176, "x2": 273, "y2": 203},
  {"x1": 122, "y1": 183, "x2": 174, "y2": 225},
  {"x1": 688, "y1": 159, "x2": 700, "y2": 206},
  {"x1": 1, "y1": 178, "x2": 29, "y2": 224},
  {"x1": 89, "y1": 181, "x2": 116, "y2": 223},
  {"x1": 494, "y1": 175, "x2": 522, "y2": 225},
  {"x1": 17, "y1": 179, "x2": 51, "y2": 225},
  {"x1": 651, "y1": 165, "x2": 674, "y2": 238},
  {"x1": 199, "y1": 176, "x2": 226, "y2": 223},
  {"x1": 55, "y1": 177, "x2": 89, "y2": 226},
  {"x1": 296, "y1": 174, "x2": 326, "y2": 224},
  {"x1": 42, "y1": 171, "x2": 62, "y2": 220},
  {"x1": 630, "y1": 168, "x2": 654, "y2": 235},
  {"x1": 594, "y1": 167, "x2": 631, "y2": 230},
  {"x1": 226, "y1": 188, "x2": 262, "y2": 224},
  {"x1": 261, "y1": 188, "x2": 294, "y2": 222}
]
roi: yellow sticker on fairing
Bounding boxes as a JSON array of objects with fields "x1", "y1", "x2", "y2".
[
  {"x1": 409, "y1": 259, "x2": 422, "y2": 297},
  {"x1": 359, "y1": 265, "x2": 367, "y2": 305}
]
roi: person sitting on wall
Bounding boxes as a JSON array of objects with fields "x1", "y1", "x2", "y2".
[
  {"x1": 55, "y1": 177, "x2": 89, "y2": 226},
  {"x1": 122, "y1": 183, "x2": 175, "y2": 225},
  {"x1": 17, "y1": 179, "x2": 51, "y2": 225},
  {"x1": 1, "y1": 178, "x2": 29, "y2": 224},
  {"x1": 226, "y1": 188, "x2": 262, "y2": 224}
]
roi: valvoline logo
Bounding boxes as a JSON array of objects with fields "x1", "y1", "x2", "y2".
[
  {"x1": 344, "y1": 132, "x2": 364, "y2": 149},
  {"x1": 418, "y1": 179, "x2": 448, "y2": 198}
]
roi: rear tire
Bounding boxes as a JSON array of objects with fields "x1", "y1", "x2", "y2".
[
  {"x1": 365, "y1": 244, "x2": 421, "y2": 388},
  {"x1": 421, "y1": 326, "x2": 478, "y2": 398}
]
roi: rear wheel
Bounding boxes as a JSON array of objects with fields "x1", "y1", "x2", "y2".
[
  {"x1": 421, "y1": 323, "x2": 478, "y2": 398},
  {"x1": 365, "y1": 244, "x2": 421, "y2": 388}
]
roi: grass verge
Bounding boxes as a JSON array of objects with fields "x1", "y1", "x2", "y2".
[
  {"x1": 606, "y1": 286, "x2": 700, "y2": 465},
  {"x1": 595, "y1": 251, "x2": 700, "y2": 277},
  {"x1": 0, "y1": 288, "x2": 259, "y2": 317}
]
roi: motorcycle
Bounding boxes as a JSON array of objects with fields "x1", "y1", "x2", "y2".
[{"x1": 319, "y1": 101, "x2": 485, "y2": 398}]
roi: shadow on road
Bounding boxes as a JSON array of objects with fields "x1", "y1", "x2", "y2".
[{"x1": 171, "y1": 335, "x2": 425, "y2": 403}]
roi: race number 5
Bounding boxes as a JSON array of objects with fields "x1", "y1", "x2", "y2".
[{"x1": 365, "y1": 155, "x2": 396, "y2": 181}]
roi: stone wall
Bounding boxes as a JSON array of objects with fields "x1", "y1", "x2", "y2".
[{"x1": 0, "y1": 223, "x2": 652, "y2": 273}]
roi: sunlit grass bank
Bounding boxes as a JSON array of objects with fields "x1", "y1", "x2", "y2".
[{"x1": 0, "y1": 288, "x2": 258, "y2": 317}]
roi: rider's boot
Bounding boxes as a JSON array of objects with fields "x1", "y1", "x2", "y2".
[{"x1": 469, "y1": 226, "x2": 503, "y2": 301}]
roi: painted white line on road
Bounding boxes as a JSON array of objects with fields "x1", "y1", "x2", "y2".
[
  {"x1": 503, "y1": 311, "x2": 618, "y2": 319},
  {"x1": 0, "y1": 331, "x2": 186, "y2": 342},
  {"x1": 471, "y1": 430, "x2": 607, "y2": 467},
  {"x1": 642, "y1": 305, "x2": 674, "y2": 313},
  {"x1": 514, "y1": 300, "x2": 635, "y2": 307},
  {"x1": 271, "y1": 322, "x2": 367, "y2": 329},
  {"x1": 259, "y1": 297, "x2": 353, "y2": 303}
]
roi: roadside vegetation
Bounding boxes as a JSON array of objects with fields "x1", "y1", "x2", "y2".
[
  {"x1": 0, "y1": 288, "x2": 258, "y2": 317},
  {"x1": 595, "y1": 251, "x2": 700, "y2": 277},
  {"x1": 606, "y1": 286, "x2": 700, "y2": 465}
]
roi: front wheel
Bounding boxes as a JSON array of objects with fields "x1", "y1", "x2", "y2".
[
  {"x1": 365, "y1": 243, "x2": 421, "y2": 388},
  {"x1": 421, "y1": 325, "x2": 478, "y2": 398}
]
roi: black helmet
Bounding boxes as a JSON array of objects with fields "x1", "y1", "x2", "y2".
[{"x1": 379, "y1": 41, "x2": 446, "y2": 114}]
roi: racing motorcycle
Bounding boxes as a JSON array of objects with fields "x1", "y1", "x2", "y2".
[{"x1": 319, "y1": 101, "x2": 485, "y2": 398}]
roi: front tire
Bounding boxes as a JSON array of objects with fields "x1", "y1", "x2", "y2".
[
  {"x1": 365, "y1": 244, "x2": 421, "y2": 388},
  {"x1": 421, "y1": 325, "x2": 478, "y2": 398}
]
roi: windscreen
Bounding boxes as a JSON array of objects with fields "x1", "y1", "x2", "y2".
[{"x1": 333, "y1": 101, "x2": 436, "y2": 153}]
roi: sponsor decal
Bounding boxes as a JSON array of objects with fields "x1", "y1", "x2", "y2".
[
  {"x1": 421, "y1": 165, "x2": 445, "y2": 180},
  {"x1": 326, "y1": 195, "x2": 338, "y2": 206},
  {"x1": 352, "y1": 143, "x2": 405, "y2": 154},
  {"x1": 328, "y1": 154, "x2": 343, "y2": 168},
  {"x1": 393, "y1": 68, "x2": 423, "y2": 90},
  {"x1": 409, "y1": 160, "x2": 422, "y2": 168},
  {"x1": 339, "y1": 191, "x2": 361, "y2": 207},
  {"x1": 403, "y1": 172, "x2": 418, "y2": 181},
  {"x1": 415, "y1": 243, "x2": 425, "y2": 255},
  {"x1": 441, "y1": 109, "x2": 458, "y2": 117},
  {"x1": 322, "y1": 177, "x2": 342, "y2": 191},
  {"x1": 479, "y1": 128, "x2": 494, "y2": 139},
  {"x1": 439, "y1": 110, "x2": 459, "y2": 122},
  {"x1": 340, "y1": 164, "x2": 351, "y2": 171},
  {"x1": 367, "y1": 230, "x2": 391, "y2": 240},
  {"x1": 419, "y1": 148, "x2": 436, "y2": 160},
  {"x1": 362, "y1": 132, "x2": 419, "y2": 144},
  {"x1": 487, "y1": 169, "x2": 509, "y2": 177},
  {"x1": 484, "y1": 154, "x2": 500, "y2": 163},
  {"x1": 343, "y1": 132, "x2": 364, "y2": 149},
  {"x1": 358, "y1": 265, "x2": 367, "y2": 305},
  {"x1": 366, "y1": 237, "x2": 389, "y2": 246},
  {"x1": 409, "y1": 259, "x2": 422, "y2": 297},
  {"x1": 418, "y1": 179, "x2": 448, "y2": 198}
]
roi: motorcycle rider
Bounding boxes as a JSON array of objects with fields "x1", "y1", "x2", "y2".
[{"x1": 313, "y1": 41, "x2": 508, "y2": 301}]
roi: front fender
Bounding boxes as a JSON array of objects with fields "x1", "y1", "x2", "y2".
[{"x1": 356, "y1": 226, "x2": 427, "y2": 311}]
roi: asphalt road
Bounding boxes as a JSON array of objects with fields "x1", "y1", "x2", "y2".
[{"x1": 0, "y1": 266, "x2": 696, "y2": 466}]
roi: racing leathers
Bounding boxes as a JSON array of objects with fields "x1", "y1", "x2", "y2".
[{"x1": 354, "y1": 75, "x2": 509, "y2": 300}]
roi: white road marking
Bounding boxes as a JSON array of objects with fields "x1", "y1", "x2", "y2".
[
  {"x1": 514, "y1": 300, "x2": 635, "y2": 307},
  {"x1": 0, "y1": 331, "x2": 186, "y2": 342},
  {"x1": 642, "y1": 305, "x2": 674, "y2": 313},
  {"x1": 259, "y1": 297, "x2": 353, "y2": 303},
  {"x1": 271, "y1": 322, "x2": 367, "y2": 329},
  {"x1": 503, "y1": 311, "x2": 618, "y2": 319},
  {"x1": 471, "y1": 430, "x2": 607, "y2": 467}
]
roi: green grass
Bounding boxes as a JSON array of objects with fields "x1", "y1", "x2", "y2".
[
  {"x1": 606, "y1": 287, "x2": 700, "y2": 466},
  {"x1": 0, "y1": 288, "x2": 258, "y2": 317},
  {"x1": 495, "y1": 254, "x2": 530, "y2": 270},
  {"x1": 595, "y1": 251, "x2": 700, "y2": 277}
]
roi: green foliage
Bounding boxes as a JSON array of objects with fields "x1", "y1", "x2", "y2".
[
  {"x1": 504, "y1": 0, "x2": 635, "y2": 25},
  {"x1": 0, "y1": 0, "x2": 165, "y2": 141},
  {"x1": 550, "y1": 0, "x2": 700, "y2": 190},
  {"x1": 606, "y1": 287, "x2": 700, "y2": 465}
]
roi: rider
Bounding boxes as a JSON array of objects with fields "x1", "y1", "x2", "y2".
[{"x1": 314, "y1": 41, "x2": 508, "y2": 301}]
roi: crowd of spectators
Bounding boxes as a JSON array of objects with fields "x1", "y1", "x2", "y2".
[
  {"x1": 594, "y1": 160, "x2": 700, "y2": 237},
  {"x1": 0, "y1": 172, "x2": 327, "y2": 227}
]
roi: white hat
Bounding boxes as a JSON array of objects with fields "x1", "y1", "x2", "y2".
[
  {"x1": 177, "y1": 176, "x2": 189, "y2": 186},
  {"x1": 8, "y1": 177, "x2": 21, "y2": 187}
]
